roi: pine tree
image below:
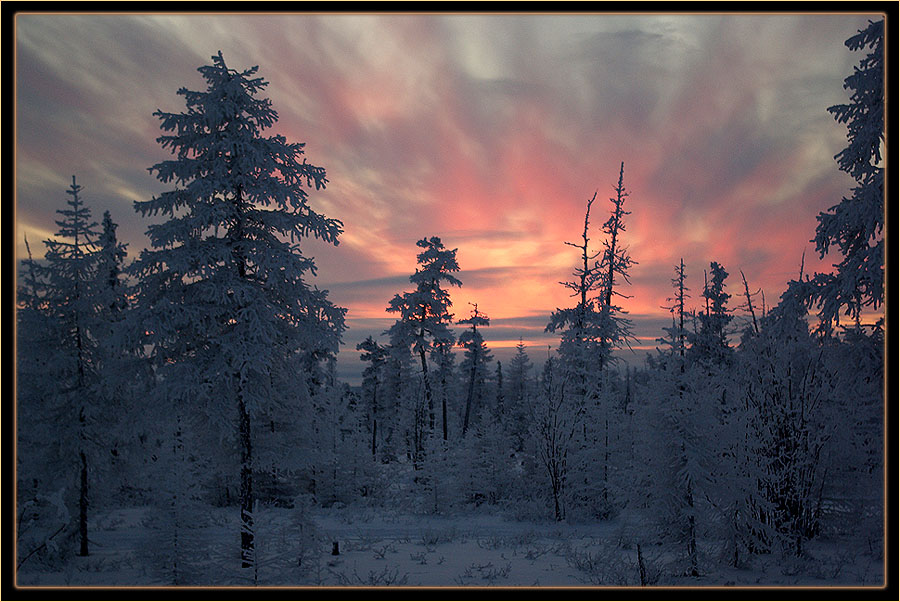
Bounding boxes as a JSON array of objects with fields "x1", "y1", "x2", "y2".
[
  {"x1": 17, "y1": 188, "x2": 140, "y2": 568},
  {"x1": 737, "y1": 290, "x2": 834, "y2": 557},
  {"x1": 647, "y1": 260, "x2": 728, "y2": 576},
  {"x1": 386, "y1": 237, "x2": 461, "y2": 460},
  {"x1": 546, "y1": 191, "x2": 605, "y2": 390},
  {"x1": 381, "y1": 330, "x2": 416, "y2": 463},
  {"x1": 430, "y1": 335, "x2": 458, "y2": 441},
  {"x1": 309, "y1": 380, "x2": 365, "y2": 506},
  {"x1": 689, "y1": 261, "x2": 732, "y2": 365},
  {"x1": 597, "y1": 162, "x2": 637, "y2": 369},
  {"x1": 37, "y1": 176, "x2": 103, "y2": 558},
  {"x1": 457, "y1": 303, "x2": 493, "y2": 436},
  {"x1": 658, "y1": 259, "x2": 690, "y2": 363},
  {"x1": 357, "y1": 336, "x2": 388, "y2": 459},
  {"x1": 17, "y1": 236, "x2": 72, "y2": 570},
  {"x1": 96, "y1": 211, "x2": 128, "y2": 317},
  {"x1": 506, "y1": 338, "x2": 535, "y2": 452},
  {"x1": 131, "y1": 52, "x2": 346, "y2": 571},
  {"x1": 805, "y1": 19, "x2": 884, "y2": 328},
  {"x1": 494, "y1": 360, "x2": 504, "y2": 419},
  {"x1": 458, "y1": 406, "x2": 514, "y2": 507},
  {"x1": 92, "y1": 211, "x2": 139, "y2": 495}
]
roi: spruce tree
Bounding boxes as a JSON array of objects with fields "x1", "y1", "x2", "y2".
[
  {"x1": 27, "y1": 176, "x2": 102, "y2": 558},
  {"x1": 92, "y1": 210, "x2": 140, "y2": 503},
  {"x1": 386, "y1": 236, "x2": 461, "y2": 461},
  {"x1": 357, "y1": 336, "x2": 388, "y2": 459},
  {"x1": 806, "y1": 19, "x2": 884, "y2": 328},
  {"x1": 430, "y1": 336, "x2": 458, "y2": 441},
  {"x1": 597, "y1": 162, "x2": 637, "y2": 370},
  {"x1": 17, "y1": 235, "x2": 69, "y2": 570},
  {"x1": 658, "y1": 259, "x2": 689, "y2": 363},
  {"x1": 506, "y1": 338, "x2": 534, "y2": 451},
  {"x1": 131, "y1": 52, "x2": 345, "y2": 571},
  {"x1": 382, "y1": 330, "x2": 415, "y2": 462},
  {"x1": 689, "y1": 261, "x2": 732, "y2": 365},
  {"x1": 546, "y1": 191, "x2": 605, "y2": 390},
  {"x1": 457, "y1": 303, "x2": 493, "y2": 435},
  {"x1": 96, "y1": 211, "x2": 128, "y2": 317}
]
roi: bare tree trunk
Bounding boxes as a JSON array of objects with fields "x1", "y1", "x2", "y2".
[
  {"x1": 740, "y1": 270, "x2": 759, "y2": 334},
  {"x1": 417, "y1": 345, "x2": 434, "y2": 433},
  {"x1": 371, "y1": 381, "x2": 378, "y2": 460},
  {"x1": 413, "y1": 388, "x2": 426, "y2": 470},
  {"x1": 552, "y1": 474, "x2": 563, "y2": 521},
  {"x1": 239, "y1": 391, "x2": 254, "y2": 569},
  {"x1": 598, "y1": 163, "x2": 628, "y2": 374},
  {"x1": 461, "y1": 340, "x2": 480, "y2": 437},
  {"x1": 79, "y1": 448, "x2": 88, "y2": 557},
  {"x1": 603, "y1": 415, "x2": 609, "y2": 504},
  {"x1": 171, "y1": 414, "x2": 184, "y2": 584},
  {"x1": 75, "y1": 300, "x2": 89, "y2": 557},
  {"x1": 442, "y1": 393, "x2": 448, "y2": 441},
  {"x1": 687, "y1": 480, "x2": 698, "y2": 577},
  {"x1": 76, "y1": 353, "x2": 88, "y2": 557},
  {"x1": 232, "y1": 184, "x2": 254, "y2": 570},
  {"x1": 637, "y1": 543, "x2": 647, "y2": 586}
]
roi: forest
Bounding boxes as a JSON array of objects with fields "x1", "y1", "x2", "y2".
[{"x1": 14, "y1": 19, "x2": 885, "y2": 588}]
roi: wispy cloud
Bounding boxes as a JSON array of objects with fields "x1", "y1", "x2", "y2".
[{"x1": 15, "y1": 12, "x2": 878, "y2": 383}]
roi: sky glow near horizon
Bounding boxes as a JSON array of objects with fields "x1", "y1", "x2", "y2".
[{"x1": 14, "y1": 12, "x2": 883, "y2": 384}]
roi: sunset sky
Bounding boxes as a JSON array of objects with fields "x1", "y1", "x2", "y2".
[{"x1": 14, "y1": 12, "x2": 883, "y2": 383}]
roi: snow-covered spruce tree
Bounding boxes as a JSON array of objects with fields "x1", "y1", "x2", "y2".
[
  {"x1": 457, "y1": 405, "x2": 515, "y2": 507},
  {"x1": 642, "y1": 261, "x2": 711, "y2": 576},
  {"x1": 688, "y1": 261, "x2": 733, "y2": 367},
  {"x1": 803, "y1": 19, "x2": 884, "y2": 330},
  {"x1": 546, "y1": 165, "x2": 637, "y2": 519},
  {"x1": 597, "y1": 162, "x2": 637, "y2": 370},
  {"x1": 659, "y1": 259, "x2": 689, "y2": 362},
  {"x1": 430, "y1": 335, "x2": 458, "y2": 442},
  {"x1": 18, "y1": 200, "x2": 148, "y2": 573},
  {"x1": 131, "y1": 52, "x2": 346, "y2": 571},
  {"x1": 644, "y1": 261, "x2": 765, "y2": 575},
  {"x1": 688, "y1": 263, "x2": 753, "y2": 559},
  {"x1": 22, "y1": 176, "x2": 104, "y2": 561},
  {"x1": 309, "y1": 378, "x2": 368, "y2": 507},
  {"x1": 819, "y1": 321, "x2": 883, "y2": 550},
  {"x1": 95, "y1": 211, "x2": 129, "y2": 318},
  {"x1": 92, "y1": 210, "x2": 145, "y2": 503},
  {"x1": 735, "y1": 285, "x2": 835, "y2": 558},
  {"x1": 546, "y1": 191, "x2": 605, "y2": 392},
  {"x1": 16, "y1": 237, "x2": 50, "y2": 479},
  {"x1": 16, "y1": 236, "x2": 73, "y2": 572},
  {"x1": 457, "y1": 303, "x2": 493, "y2": 436},
  {"x1": 505, "y1": 338, "x2": 535, "y2": 452},
  {"x1": 543, "y1": 192, "x2": 607, "y2": 516},
  {"x1": 386, "y1": 237, "x2": 461, "y2": 465},
  {"x1": 702, "y1": 270, "x2": 774, "y2": 568},
  {"x1": 381, "y1": 328, "x2": 416, "y2": 463},
  {"x1": 357, "y1": 336, "x2": 389, "y2": 460},
  {"x1": 586, "y1": 164, "x2": 637, "y2": 517},
  {"x1": 641, "y1": 359, "x2": 715, "y2": 577}
]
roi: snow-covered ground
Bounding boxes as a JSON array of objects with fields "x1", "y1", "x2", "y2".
[{"x1": 15, "y1": 503, "x2": 884, "y2": 588}]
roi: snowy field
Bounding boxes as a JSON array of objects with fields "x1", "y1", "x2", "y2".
[{"x1": 16, "y1": 504, "x2": 883, "y2": 588}]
